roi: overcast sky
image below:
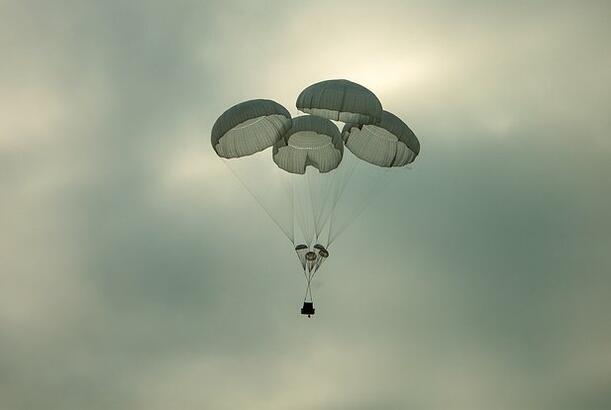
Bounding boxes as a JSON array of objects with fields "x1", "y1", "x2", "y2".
[{"x1": 1, "y1": 1, "x2": 610, "y2": 409}]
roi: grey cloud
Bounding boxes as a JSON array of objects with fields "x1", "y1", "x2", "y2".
[{"x1": 1, "y1": 1, "x2": 610, "y2": 409}]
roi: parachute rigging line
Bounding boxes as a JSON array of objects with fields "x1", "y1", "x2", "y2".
[{"x1": 224, "y1": 161, "x2": 295, "y2": 244}]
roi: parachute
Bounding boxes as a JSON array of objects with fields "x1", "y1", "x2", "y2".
[
  {"x1": 273, "y1": 115, "x2": 344, "y2": 174},
  {"x1": 212, "y1": 99, "x2": 291, "y2": 158},
  {"x1": 211, "y1": 80, "x2": 420, "y2": 317},
  {"x1": 296, "y1": 79, "x2": 382, "y2": 124},
  {"x1": 342, "y1": 110, "x2": 420, "y2": 167}
]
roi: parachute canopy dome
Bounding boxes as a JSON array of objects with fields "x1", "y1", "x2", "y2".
[
  {"x1": 211, "y1": 99, "x2": 291, "y2": 158},
  {"x1": 342, "y1": 110, "x2": 420, "y2": 167},
  {"x1": 296, "y1": 79, "x2": 383, "y2": 124},
  {"x1": 273, "y1": 115, "x2": 343, "y2": 174}
]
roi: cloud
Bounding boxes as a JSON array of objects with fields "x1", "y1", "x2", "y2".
[{"x1": 1, "y1": 1, "x2": 610, "y2": 409}]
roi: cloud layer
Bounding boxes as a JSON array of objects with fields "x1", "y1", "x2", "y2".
[{"x1": 1, "y1": 1, "x2": 610, "y2": 409}]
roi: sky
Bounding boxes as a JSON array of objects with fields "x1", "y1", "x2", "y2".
[{"x1": 1, "y1": 1, "x2": 610, "y2": 409}]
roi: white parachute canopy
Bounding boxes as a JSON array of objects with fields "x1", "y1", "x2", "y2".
[
  {"x1": 212, "y1": 99, "x2": 292, "y2": 158},
  {"x1": 273, "y1": 115, "x2": 343, "y2": 175},
  {"x1": 342, "y1": 110, "x2": 420, "y2": 167},
  {"x1": 296, "y1": 79, "x2": 383, "y2": 124}
]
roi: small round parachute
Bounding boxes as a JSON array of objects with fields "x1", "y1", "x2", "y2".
[
  {"x1": 313, "y1": 244, "x2": 329, "y2": 259},
  {"x1": 273, "y1": 115, "x2": 343, "y2": 174},
  {"x1": 211, "y1": 99, "x2": 291, "y2": 158},
  {"x1": 342, "y1": 110, "x2": 420, "y2": 167},
  {"x1": 296, "y1": 79, "x2": 382, "y2": 124},
  {"x1": 305, "y1": 251, "x2": 316, "y2": 261}
]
